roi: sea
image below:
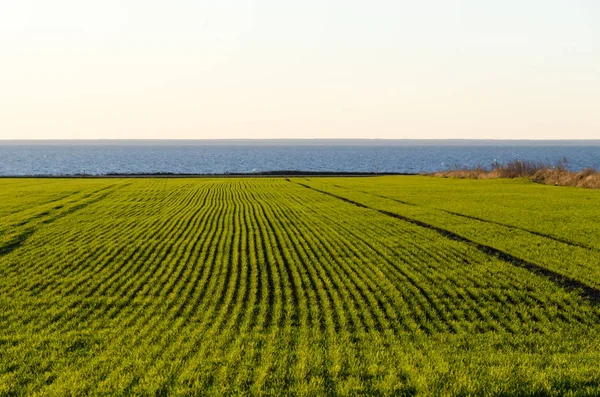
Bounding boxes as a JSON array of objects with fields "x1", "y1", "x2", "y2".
[{"x1": 0, "y1": 140, "x2": 599, "y2": 176}]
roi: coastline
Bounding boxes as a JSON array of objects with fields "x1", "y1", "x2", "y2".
[{"x1": 0, "y1": 171, "x2": 416, "y2": 178}]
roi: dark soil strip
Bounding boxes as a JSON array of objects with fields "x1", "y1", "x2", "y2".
[
  {"x1": 0, "y1": 231, "x2": 35, "y2": 256},
  {"x1": 441, "y1": 210, "x2": 598, "y2": 252},
  {"x1": 332, "y1": 185, "x2": 417, "y2": 206},
  {"x1": 0, "y1": 184, "x2": 127, "y2": 257},
  {"x1": 294, "y1": 182, "x2": 600, "y2": 304},
  {"x1": 332, "y1": 183, "x2": 597, "y2": 252}
]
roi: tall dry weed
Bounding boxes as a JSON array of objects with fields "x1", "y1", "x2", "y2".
[{"x1": 428, "y1": 159, "x2": 599, "y2": 189}]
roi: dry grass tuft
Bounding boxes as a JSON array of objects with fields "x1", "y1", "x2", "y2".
[
  {"x1": 427, "y1": 159, "x2": 600, "y2": 189},
  {"x1": 533, "y1": 167, "x2": 600, "y2": 189}
]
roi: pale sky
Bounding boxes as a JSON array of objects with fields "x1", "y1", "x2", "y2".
[{"x1": 1, "y1": 1, "x2": 599, "y2": 140}]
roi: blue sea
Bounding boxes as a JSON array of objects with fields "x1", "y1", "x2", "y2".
[{"x1": 0, "y1": 140, "x2": 599, "y2": 176}]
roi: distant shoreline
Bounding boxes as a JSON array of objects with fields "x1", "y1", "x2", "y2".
[{"x1": 0, "y1": 171, "x2": 416, "y2": 178}]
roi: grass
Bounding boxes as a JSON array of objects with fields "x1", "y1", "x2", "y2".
[
  {"x1": 1, "y1": 177, "x2": 599, "y2": 395},
  {"x1": 428, "y1": 159, "x2": 600, "y2": 189}
]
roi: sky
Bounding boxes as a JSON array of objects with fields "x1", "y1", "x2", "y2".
[{"x1": 1, "y1": 1, "x2": 599, "y2": 140}]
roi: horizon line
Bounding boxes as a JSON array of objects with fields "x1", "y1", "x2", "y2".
[{"x1": 2, "y1": 138, "x2": 600, "y2": 141}]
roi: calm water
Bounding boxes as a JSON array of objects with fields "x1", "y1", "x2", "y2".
[{"x1": 1, "y1": 140, "x2": 599, "y2": 176}]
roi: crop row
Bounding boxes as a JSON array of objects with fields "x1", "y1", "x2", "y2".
[
  {"x1": 1, "y1": 178, "x2": 599, "y2": 395},
  {"x1": 298, "y1": 178, "x2": 600, "y2": 295}
]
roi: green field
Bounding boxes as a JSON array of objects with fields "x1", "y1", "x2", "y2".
[{"x1": 1, "y1": 176, "x2": 599, "y2": 396}]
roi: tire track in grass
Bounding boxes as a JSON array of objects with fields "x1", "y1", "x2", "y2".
[
  {"x1": 37, "y1": 212, "x2": 192, "y2": 330},
  {"x1": 2, "y1": 183, "x2": 113, "y2": 228},
  {"x1": 277, "y1": 189, "x2": 384, "y2": 334},
  {"x1": 442, "y1": 210, "x2": 599, "y2": 252},
  {"x1": 0, "y1": 184, "x2": 132, "y2": 299},
  {"x1": 332, "y1": 184, "x2": 417, "y2": 206},
  {"x1": 310, "y1": 187, "x2": 600, "y2": 328},
  {"x1": 396, "y1": 233, "x2": 585, "y2": 330},
  {"x1": 0, "y1": 189, "x2": 82, "y2": 229},
  {"x1": 4, "y1": 178, "x2": 600, "y2": 394},
  {"x1": 281, "y1": 193, "x2": 426, "y2": 333},
  {"x1": 285, "y1": 181, "x2": 460, "y2": 335},
  {"x1": 2, "y1": 182, "x2": 129, "y2": 260},
  {"x1": 326, "y1": 221, "x2": 457, "y2": 334},
  {"x1": 294, "y1": 183, "x2": 592, "y2": 332},
  {"x1": 333, "y1": 183, "x2": 599, "y2": 253},
  {"x1": 286, "y1": 191, "x2": 458, "y2": 334},
  {"x1": 2, "y1": 203, "x2": 146, "y2": 332},
  {"x1": 0, "y1": 184, "x2": 126, "y2": 258},
  {"x1": 296, "y1": 182, "x2": 600, "y2": 305},
  {"x1": 22, "y1": 206, "x2": 145, "y2": 300},
  {"x1": 285, "y1": 199, "x2": 422, "y2": 334},
  {"x1": 18, "y1": 216, "x2": 145, "y2": 333},
  {"x1": 371, "y1": 234, "x2": 507, "y2": 333}
]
